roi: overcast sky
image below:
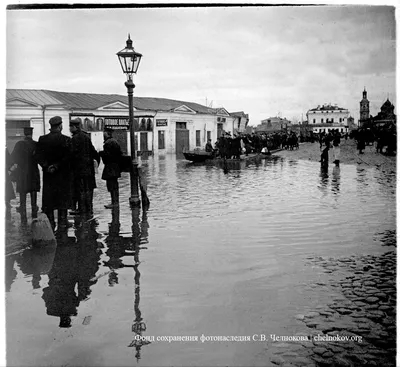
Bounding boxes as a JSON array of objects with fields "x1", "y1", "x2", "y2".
[{"x1": 5, "y1": 4, "x2": 396, "y2": 125}]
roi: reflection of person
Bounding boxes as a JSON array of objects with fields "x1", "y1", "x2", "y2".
[
  {"x1": 76, "y1": 222, "x2": 101, "y2": 301},
  {"x1": 332, "y1": 130, "x2": 341, "y2": 166},
  {"x1": 320, "y1": 141, "x2": 330, "y2": 169},
  {"x1": 42, "y1": 237, "x2": 79, "y2": 328},
  {"x1": 34, "y1": 116, "x2": 72, "y2": 231},
  {"x1": 100, "y1": 128, "x2": 123, "y2": 209},
  {"x1": 10, "y1": 127, "x2": 41, "y2": 220},
  {"x1": 331, "y1": 165, "x2": 340, "y2": 195},
  {"x1": 69, "y1": 118, "x2": 100, "y2": 217},
  {"x1": 103, "y1": 208, "x2": 124, "y2": 286}
]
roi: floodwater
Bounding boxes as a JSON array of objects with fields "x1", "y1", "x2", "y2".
[{"x1": 5, "y1": 154, "x2": 396, "y2": 366}]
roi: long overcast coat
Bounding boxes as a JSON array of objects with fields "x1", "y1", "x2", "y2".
[
  {"x1": 11, "y1": 137, "x2": 41, "y2": 193},
  {"x1": 35, "y1": 131, "x2": 72, "y2": 211},
  {"x1": 100, "y1": 137, "x2": 122, "y2": 181},
  {"x1": 71, "y1": 129, "x2": 100, "y2": 190}
]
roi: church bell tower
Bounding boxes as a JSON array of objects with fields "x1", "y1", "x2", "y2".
[{"x1": 359, "y1": 87, "x2": 370, "y2": 127}]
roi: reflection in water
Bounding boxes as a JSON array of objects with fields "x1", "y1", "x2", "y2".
[
  {"x1": 331, "y1": 166, "x2": 340, "y2": 195},
  {"x1": 104, "y1": 208, "x2": 131, "y2": 286},
  {"x1": 5, "y1": 155, "x2": 396, "y2": 366},
  {"x1": 5, "y1": 255, "x2": 18, "y2": 292},
  {"x1": 319, "y1": 166, "x2": 329, "y2": 190},
  {"x1": 42, "y1": 220, "x2": 100, "y2": 328},
  {"x1": 356, "y1": 166, "x2": 368, "y2": 188},
  {"x1": 128, "y1": 207, "x2": 150, "y2": 361},
  {"x1": 42, "y1": 236, "x2": 78, "y2": 328},
  {"x1": 16, "y1": 245, "x2": 56, "y2": 289},
  {"x1": 103, "y1": 207, "x2": 150, "y2": 359},
  {"x1": 76, "y1": 221, "x2": 102, "y2": 301}
]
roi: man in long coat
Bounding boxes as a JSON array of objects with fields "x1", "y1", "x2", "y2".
[
  {"x1": 100, "y1": 127, "x2": 123, "y2": 209},
  {"x1": 11, "y1": 127, "x2": 41, "y2": 220},
  {"x1": 34, "y1": 116, "x2": 72, "y2": 231},
  {"x1": 69, "y1": 118, "x2": 100, "y2": 217}
]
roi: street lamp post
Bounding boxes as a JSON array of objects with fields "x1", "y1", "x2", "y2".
[{"x1": 117, "y1": 34, "x2": 143, "y2": 207}]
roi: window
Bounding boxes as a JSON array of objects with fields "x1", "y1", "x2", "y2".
[
  {"x1": 207, "y1": 131, "x2": 211, "y2": 142},
  {"x1": 147, "y1": 118, "x2": 152, "y2": 131},
  {"x1": 96, "y1": 118, "x2": 104, "y2": 131},
  {"x1": 313, "y1": 119, "x2": 316, "y2": 123},
  {"x1": 196, "y1": 130, "x2": 201, "y2": 147},
  {"x1": 321, "y1": 118, "x2": 324, "y2": 123},
  {"x1": 176, "y1": 122, "x2": 187, "y2": 129},
  {"x1": 84, "y1": 118, "x2": 93, "y2": 131},
  {"x1": 158, "y1": 130, "x2": 165, "y2": 149},
  {"x1": 140, "y1": 118, "x2": 146, "y2": 131}
]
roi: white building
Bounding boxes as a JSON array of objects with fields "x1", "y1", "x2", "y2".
[
  {"x1": 306, "y1": 104, "x2": 350, "y2": 134},
  {"x1": 255, "y1": 116, "x2": 292, "y2": 133},
  {"x1": 6, "y1": 89, "x2": 246, "y2": 155}
]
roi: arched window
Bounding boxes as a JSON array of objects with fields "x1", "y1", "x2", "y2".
[
  {"x1": 147, "y1": 118, "x2": 152, "y2": 131},
  {"x1": 140, "y1": 118, "x2": 146, "y2": 131},
  {"x1": 96, "y1": 118, "x2": 104, "y2": 131},
  {"x1": 84, "y1": 118, "x2": 93, "y2": 131}
]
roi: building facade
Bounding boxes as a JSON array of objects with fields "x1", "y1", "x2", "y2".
[
  {"x1": 306, "y1": 104, "x2": 349, "y2": 134},
  {"x1": 372, "y1": 98, "x2": 396, "y2": 129},
  {"x1": 229, "y1": 111, "x2": 249, "y2": 134},
  {"x1": 6, "y1": 89, "x2": 246, "y2": 154},
  {"x1": 255, "y1": 116, "x2": 292, "y2": 133}
]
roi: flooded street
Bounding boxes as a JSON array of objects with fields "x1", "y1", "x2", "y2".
[{"x1": 6, "y1": 154, "x2": 396, "y2": 366}]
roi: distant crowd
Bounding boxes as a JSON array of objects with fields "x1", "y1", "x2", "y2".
[
  {"x1": 205, "y1": 131, "x2": 300, "y2": 159},
  {"x1": 204, "y1": 126, "x2": 396, "y2": 161}
]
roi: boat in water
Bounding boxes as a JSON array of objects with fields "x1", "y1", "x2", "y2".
[
  {"x1": 182, "y1": 149, "x2": 215, "y2": 162},
  {"x1": 183, "y1": 148, "x2": 282, "y2": 163}
]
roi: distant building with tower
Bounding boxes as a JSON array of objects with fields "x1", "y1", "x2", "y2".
[
  {"x1": 359, "y1": 87, "x2": 370, "y2": 127},
  {"x1": 358, "y1": 87, "x2": 396, "y2": 130}
]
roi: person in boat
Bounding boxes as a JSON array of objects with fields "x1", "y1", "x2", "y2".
[{"x1": 205, "y1": 139, "x2": 214, "y2": 153}]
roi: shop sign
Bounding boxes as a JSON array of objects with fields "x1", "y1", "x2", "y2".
[{"x1": 156, "y1": 119, "x2": 168, "y2": 127}]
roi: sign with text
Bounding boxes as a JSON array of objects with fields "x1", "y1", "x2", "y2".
[
  {"x1": 103, "y1": 116, "x2": 129, "y2": 130},
  {"x1": 156, "y1": 119, "x2": 168, "y2": 127}
]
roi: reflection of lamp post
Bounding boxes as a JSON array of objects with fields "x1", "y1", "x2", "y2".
[
  {"x1": 117, "y1": 34, "x2": 143, "y2": 207},
  {"x1": 128, "y1": 207, "x2": 150, "y2": 361}
]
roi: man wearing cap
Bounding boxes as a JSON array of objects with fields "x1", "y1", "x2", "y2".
[
  {"x1": 35, "y1": 116, "x2": 72, "y2": 232},
  {"x1": 10, "y1": 127, "x2": 41, "y2": 220},
  {"x1": 69, "y1": 118, "x2": 100, "y2": 217},
  {"x1": 99, "y1": 127, "x2": 123, "y2": 209}
]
